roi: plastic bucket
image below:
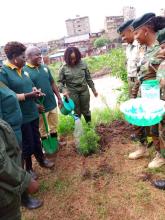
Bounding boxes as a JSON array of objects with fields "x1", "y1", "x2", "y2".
[
  {"x1": 120, "y1": 98, "x2": 165, "y2": 126},
  {"x1": 60, "y1": 97, "x2": 75, "y2": 115},
  {"x1": 141, "y1": 80, "x2": 160, "y2": 99}
]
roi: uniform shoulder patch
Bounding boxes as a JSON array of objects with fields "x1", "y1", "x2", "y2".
[
  {"x1": 44, "y1": 67, "x2": 48, "y2": 73},
  {"x1": 24, "y1": 71, "x2": 29, "y2": 77}
]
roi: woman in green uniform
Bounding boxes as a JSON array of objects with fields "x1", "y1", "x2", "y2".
[
  {"x1": 129, "y1": 13, "x2": 165, "y2": 168},
  {"x1": 0, "y1": 42, "x2": 54, "y2": 180},
  {"x1": 59, "y1": 47, "x2": 98, "y2": 123}
]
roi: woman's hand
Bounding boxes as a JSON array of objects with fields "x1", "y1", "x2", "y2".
[
  {"x1": 93, "y1": 91, "x2": 98, "y2": 97},
  {"x1": 63, "y1": 91, "x2": 70, "y2": 99},
  {"x1": 37, "y1": 104, "x2": 45, "y2": 113}
]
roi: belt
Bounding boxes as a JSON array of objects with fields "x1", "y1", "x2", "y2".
[{"x1": 128, "y1": 77, "x2": 137, "y2": 82}]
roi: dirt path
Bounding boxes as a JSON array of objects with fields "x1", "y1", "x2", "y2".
[{"x1": 23, "y1": 121, "x2": 165, "y2": 220}]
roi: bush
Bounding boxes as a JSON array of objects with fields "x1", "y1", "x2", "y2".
[
  {"x1": 94, "y1": 37, "x2": 111, "y2": 48},
  {"x1": 49, "y1": 62, "x2": 62, "y2": 82},
  {"x1": 57, "y1": 114, "x2": 75, "y2": 135},
  {"x1": 78, "y1": 123, "x2": 100, "y2": 156}
]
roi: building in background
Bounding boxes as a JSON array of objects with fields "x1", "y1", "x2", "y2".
[
  {"x1": 123, "y1": 6, "x2": 136, "y2": 21},
  {"x1": 104, "y1": 16, "x2": 124, "y2": 41},
  {"x1": 160, "y1": 8, "x2": 165, "y2": 16},
  {"x1": 65, "y1": 15, "x2": 90, "y2": 37}
]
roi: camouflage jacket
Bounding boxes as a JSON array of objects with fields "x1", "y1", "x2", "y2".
[
  {"x1": 131, "y1": 42, "x2": 162, "y2": 98},
  {"x1": 0, "y1": 119, "x2": 31, "y2": 208},
  {"x1": 157, "y1": 60, "x2": 165, "y2": 100},
  {"x1": 58, "y1": 60, "x2": 96, "y2": 93}
]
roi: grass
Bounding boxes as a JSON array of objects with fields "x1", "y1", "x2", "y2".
[
  {"x1": 134, "y1": 181, "x2": 151, "y2": 204},
  {"x1": 39, "y1": 180, "x2": 50, "y2": 192},
  {"x1": 92, "y1": 107, "x2": 123, "y2": 126},
  {"x1": 49, "y1": 48, "x2": 127, "y2": 83},
  {"x1": 53, "y1": 178, "x2": 72, "y2": 194}
]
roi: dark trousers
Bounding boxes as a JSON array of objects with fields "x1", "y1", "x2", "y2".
[{"x1": 21, "y1": 118, "x2": 44, "y2": 166}]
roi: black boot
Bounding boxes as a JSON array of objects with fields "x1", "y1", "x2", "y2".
[
  {"x1": 38, "y1": 158, "x2": 55, "y2": 168},
  {"x1": 153, "y1": 180, "x2": 165, "y2": 190},
  {"x1": 84, "y1": 115, "x2": 91, "y2": 123},
  {"x1": 21, "y1": 192, "x2": 43, "y2": 209},
  {"x1": 25, "y1": 157, "x2": 38, "y2": 180}
]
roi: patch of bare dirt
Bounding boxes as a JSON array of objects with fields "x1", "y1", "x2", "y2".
[{"x1": 23, "y1": 120, "x2": 165, "y2": 220}]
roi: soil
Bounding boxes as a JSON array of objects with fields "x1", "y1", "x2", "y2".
[{"x1": 23, "y1": 120, "x2": 165, "y2": 220}]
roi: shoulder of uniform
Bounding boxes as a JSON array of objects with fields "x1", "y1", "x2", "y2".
[{"x1": 79, "y1": 60, "x2": 87, "y2": 68}]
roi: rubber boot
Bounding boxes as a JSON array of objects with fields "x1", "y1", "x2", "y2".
[
  {"x1": 21, "y1": 192, "x2": 43, "y2": 209},
  {"x1": 84, "y1": 115, "x2": 91, "y2": 123}
]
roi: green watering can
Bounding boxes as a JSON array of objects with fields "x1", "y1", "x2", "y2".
[
  {"x1": 60, "y1": 97, "x2": 75, "y2": 116},
  {"x1": 39, "y1": 97, "x2": 58, "y2": 155}
]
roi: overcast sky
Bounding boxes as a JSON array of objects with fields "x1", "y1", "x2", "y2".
[{"x1": 0, "y1": 0, "x2": 164, "y2": 45}]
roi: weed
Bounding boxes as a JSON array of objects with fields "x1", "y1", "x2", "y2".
[
  {"x1": 39, "y1": 180, "x2": 50, "y2": 193},
  {"x1": 53, "y1": 178, "x2": 71, "y2": 194}
]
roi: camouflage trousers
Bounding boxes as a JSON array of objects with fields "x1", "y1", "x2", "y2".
[
  {"x1": 0, "y1": 197, "x2": 21, "y2": 220},
  {"x1": 69, "y1": 89, "x2": 91, "y2": 118},
  {"x1": 159, "y1": 116, "x2": 165, "y2": 150},
  {"x1": 134, "y1": 124, "x2": 160, "y2": 151},
  {"x1": 128, "y1": 77, "x2": 137, "y2": 98}
]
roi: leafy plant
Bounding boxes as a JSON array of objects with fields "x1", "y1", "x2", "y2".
[
  {"x1": 78, "y1": 123, "x2": 100, "y2": 156},
  {"x1": 117, "y1": 82, "x2": 129, "y2": 103},
  {"x1": 57, "y1": 114, "x2": 75, "y2": 135}
]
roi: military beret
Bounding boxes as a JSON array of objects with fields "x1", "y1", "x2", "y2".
[
  {"x1": 117, "y1": 19, "x2": 134, "y2": 34},
  {"x1": 157, "y1": 28, "x2": 165, "y2": 45},
  {"x1": 131, "y1": 13, "x2": 156, "y2": 30}
]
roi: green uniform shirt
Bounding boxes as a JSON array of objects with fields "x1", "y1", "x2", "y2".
[
  {"x1": 24, "y1": 64, "x2": 56, "y2": 112},
  {"x1": 59, "y1": 60, "x2": 96, "y2": 93},
  {"x1": 0, "y1": 119, "x2": 31, "y2": 208},
  {"x1": 0, "y1": 81, "x2": 22, "y2": 145},
  {"x1": 0, "y1": 65, "x2": 39, "y2": 124}
]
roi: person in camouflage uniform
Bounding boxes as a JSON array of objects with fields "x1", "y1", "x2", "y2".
[
  {"x1": 117, "y1": 19, "x2": 147, "y2": 143},
  {"x1": 117, "y1": 19, "x2": 141, "y2": 97},
  {"x1": 59, "y1": 47, "x2": 98, "y2": 123},
  {"x1": 153, "y1": 29, "x2": 165, "y2": 189},
  {"x1": 0, "y1": 118, "x2": 40, "y2": 220},
  {"x1": 128, "y1": 13, "x2": 165, "y2": 169}
]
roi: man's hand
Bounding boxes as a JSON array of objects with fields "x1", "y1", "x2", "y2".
[
  {"x1": 27, "y1": 179, "x2": 39, "y2": 194},
  {"x1": 58, "y1": 98, "x2": 63, "y2": 109},
  {"x1": 37, "y1": 104, "x2": 45, "y2": 113}
]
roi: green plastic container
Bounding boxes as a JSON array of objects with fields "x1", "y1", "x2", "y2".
[
  {"x1": 141, "y1": 80, "x2": 160, "y2": 99},
  {"x1": 120, "y1": 98, "x2": 165, "y2": 126},
  {"x1": 60, "y1": 97, "x2": 75, "y2": 115}
]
